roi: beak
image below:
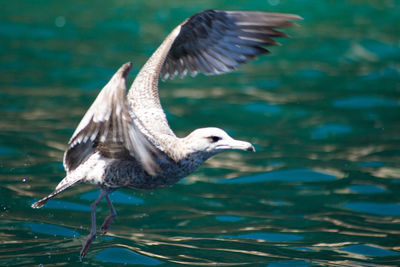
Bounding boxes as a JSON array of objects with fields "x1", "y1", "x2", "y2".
[{"x1": 226, "y1": 139, "x2": 255, "y2": 152}]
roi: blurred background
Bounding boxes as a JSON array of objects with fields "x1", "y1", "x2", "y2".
[{"x1": 1, "y1": 0, "x2": 399, "y2": 266}]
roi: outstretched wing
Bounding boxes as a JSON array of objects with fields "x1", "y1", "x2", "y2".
[
  {"x1": 64, "y1": 62, "x2": 158, "y2": 175},
  {"x1": 160, "y1": 10, "x2": 301, "y2": 80},
  {"x1": 129, "y1": 10, "x2": 301, "y2": 141}
]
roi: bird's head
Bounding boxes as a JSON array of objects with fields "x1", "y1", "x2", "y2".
[{"x1": 182, "y1": 127, "x2": 255, "y2": 160}]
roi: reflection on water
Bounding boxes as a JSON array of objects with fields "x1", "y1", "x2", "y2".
[
  {"x1": 348, "y1": 184, "x2": 386, "y2": 194},
  {"x1": 38, "y1": 199, "x2": 90, "y2": 212},
  {"x1": 312, "y1": 123, "x2": 352, "y2": 139},
  {"x1": 215, "y1": 215, "x2": 243, "y2": 222},
  {"x1": 1, "y1": 0, "x2": 400, "y2": 266},
  {"x1": 81, "y1": 190, "x2": 144, "y2": 205},
  {"x1": 341, "y1": 244, "x2": 398, "y2": 257},
  {"x1": 333, "y1": 96, "x2": 399, "y2": 108},
  {"x1": 223, "y1": 232, "x2": 303, "y2": 242},
  {"x1": 25, "y1": 223, "x2": 80, "y2": 238},
  {"x1": 344, "y1": 202, "x2": 400, "y2": 216},
  {"x1": 217, "y1": 169, "x2": 337, "y2": 183},
  {"x1": 267, "y1": 260, "x2": 311, "y2": 267},
  {"x1": 97, "y1": 248, "x2": 162, "y2": 265}
]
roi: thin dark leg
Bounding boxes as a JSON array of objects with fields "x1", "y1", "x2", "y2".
[
  {"x1": 101, "y1": 194, "x2": 117, "y2": 234},
  {"x1": 80, "y1": 189, "x2": 108, "y2": 259}
]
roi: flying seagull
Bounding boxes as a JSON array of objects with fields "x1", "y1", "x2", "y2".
[{"x1": 31, "y1": 9, "x2": 301, "y2": 258}]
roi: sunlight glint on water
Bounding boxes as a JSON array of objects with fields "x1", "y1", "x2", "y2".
[{"x1": 1, "y1": 0, "x2": 399, "y2": 266}]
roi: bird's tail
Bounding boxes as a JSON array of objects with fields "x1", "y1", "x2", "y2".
[{"x1": 31, "y1": 176, "x2": 80, "y2": 209}]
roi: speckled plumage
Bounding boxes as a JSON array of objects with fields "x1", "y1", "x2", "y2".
[{"x1": 31, "y1": 9, "x2": 300, "y2": 258}]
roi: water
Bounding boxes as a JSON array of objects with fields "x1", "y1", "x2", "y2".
[{"x1": 1, "y1": 0, "x2": 399, "y2": 266}]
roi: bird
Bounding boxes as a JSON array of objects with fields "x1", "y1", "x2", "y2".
[{"x1": 31, "y1": 9, "x2": 301, "y2": 258}]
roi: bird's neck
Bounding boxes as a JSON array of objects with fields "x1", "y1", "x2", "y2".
[
  {"x1": 176, "y1": 137, "x2": 215, "y2": 164},
  {"x1": 150, "y1": 135, "x2": 215, "y2": 178},
  {"x1": 173, "y1": 142, "x2": 212, "y2": 176}
]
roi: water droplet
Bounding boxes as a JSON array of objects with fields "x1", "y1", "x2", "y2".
[
  {"x1": 55, "y1": 16, "x2": 66, "y2": 27},
  {"x1": 268, "y1": 0, "x2": 280, "y2": 6}
]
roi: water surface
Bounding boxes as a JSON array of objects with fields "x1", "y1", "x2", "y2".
[{"x1": 1, "y1": 0, "x2": 399, "y2": 266}]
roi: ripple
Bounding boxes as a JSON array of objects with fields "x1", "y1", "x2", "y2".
[
  {"x1": 25, "y1": 222, "x2": 79, "y2": 237},
  {"x1": 297, "y1": 68, "x2": 325, "y2": 78},
  {"x1": 268, "y1": 260, "x2": 311, "y2": 267},
  {"x1": 344, "y1": 202, "x2": 400, "y2": 216},
  {"x1": 245, "y1": 102, "x2": 281, "y2": 114},
  {"x1": 223, "y1": 232, "x2": 303, "y2": 242},
  {"x1": 333, "y1": 96, "x2": 399, "y2": 108},
  {"x1": 81, "y1": 190, "x2": 144, "y2": 205},
  {"x1": 360, "y1": 161, "x2": 384, "y2": 167},
  {"x1": 37, "y1": 199, "x2": 90, "y2": 212},
  {"x1": 216, "y1": 215, "x2": 244, "y2": 222},
  {"x1": 348, "y1": 184, "x2": 386, "y2": 194},
  {"x1": 217, "y1": 169, "x2": 336, "y2": 184},
  {"x1": 360, "y1": 40, "x2": 400, "y2": 61},
  {"x1": 362, "y1": 66, "x2": 400, "y2": 80},
  {"x1": 312, "y1": 123, "x2": 352, "y2": 139},
  {"x1": 96, "y1": 248, "x2": 161, "y2": 265},
  {"x1": 341, "y1": 244, "x2": 398, "y2": 257},
  {"x1": 0, "y1": 146, "x2": 14, "y2": 155},
  {"x1": 290, "y1": 247, "x2": 313, "y2": 252},
  {"x1": 255, "y1": 80, "x2": 280, "y2": 89}
]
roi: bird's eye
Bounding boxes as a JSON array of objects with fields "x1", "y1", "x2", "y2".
[{"x1": 209, "y1": 136, "x2": 221, "y2": 143}]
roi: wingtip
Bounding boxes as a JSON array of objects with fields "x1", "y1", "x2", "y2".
[
  {"x1": 285, "y1": 14, "x2": 303, "y2": 21},
  {"x1": 118, "y1": 62, "x2": 133, "y2": 78},
  {"x1": 285, "y1": 14, "x2": 303, "y2": 27}
]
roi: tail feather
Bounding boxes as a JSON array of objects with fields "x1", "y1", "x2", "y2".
[{"x1": 31, "y1": 179, "x2": 80, "y2": 209}]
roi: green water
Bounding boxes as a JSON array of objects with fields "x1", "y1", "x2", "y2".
[{"x1": 1, "y1": 0, "x2": 400, "y2": 266}]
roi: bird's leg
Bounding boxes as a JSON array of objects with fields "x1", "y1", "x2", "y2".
[
  {"x1": 101, "y1": 194, "x2": 117, "y2": 234},
  {"x1": 80, "y1": 189, "x2": 108, "y2": 259}
]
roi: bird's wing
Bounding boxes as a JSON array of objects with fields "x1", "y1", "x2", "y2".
[
  {"x1": 129, "y1": 10, "x2": 300, "y2": 142},
  {"x1": 64, "y1": 62, "x2": 158, "y2": 175},
  {"x1": 161, "y1": 10, "x2": 302, "y2": 80}
]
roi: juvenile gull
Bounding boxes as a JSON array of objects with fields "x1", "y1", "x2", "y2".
[{"x1": 31, "y1": 9, "x2": 301, "y2": 257}]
